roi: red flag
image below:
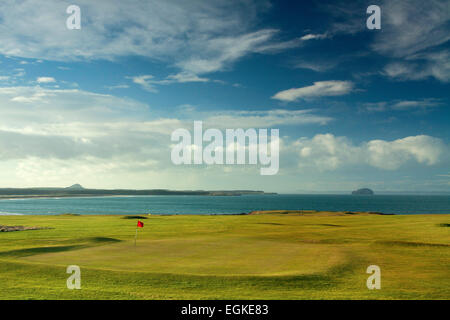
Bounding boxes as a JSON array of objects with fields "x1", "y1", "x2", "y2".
[{"x1": 137, "y1": 220, "x2": 144, "y2": 228}]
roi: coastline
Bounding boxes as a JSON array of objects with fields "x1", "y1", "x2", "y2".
[{"x1": 0, "y1": 209, "x2": 394, "y2": 216}]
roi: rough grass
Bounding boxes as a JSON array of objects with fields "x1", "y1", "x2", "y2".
[{"x1": 0, "y1": 213, "x2": 448, "y2": 300}]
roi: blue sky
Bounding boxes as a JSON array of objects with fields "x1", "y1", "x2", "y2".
[{"x1": 0, "y1": 0, "x2": 448, "y2": 192}]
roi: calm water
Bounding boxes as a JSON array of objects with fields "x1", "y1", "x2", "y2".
[{"x1": 0, "y1": 194, "x2": 449, "y2": 215}]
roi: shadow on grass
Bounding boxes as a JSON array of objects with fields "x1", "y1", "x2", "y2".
[
  {"x1": 254, "y1": 222, "x2": 286, "y2": 226},
  {"x1": 376, "y1": 240, "x2": 450, "y2": 247},
  {"x1": 0, "y1": 237, "x2": 122, "y2": 258},
  {"x1": 122, "y1": 216, "x2": 148, "y2": 220},
  {"x1": 89, "y1": 237, "x2": 122, "y2": 243},
  {"x1": 0, "y1": 245, "x2": 87, "y2": 258},
  {"x1": 438, "y1": 223, "x2": 450, "y2": 227}
]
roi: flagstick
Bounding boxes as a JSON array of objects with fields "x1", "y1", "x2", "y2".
[{"x1": 134, "y1": 228, "x2": 138, "y2": 247}]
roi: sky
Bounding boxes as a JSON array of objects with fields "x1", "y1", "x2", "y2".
[{"x1": 0, "y1": 0, "x2": 448, "y2": 193}]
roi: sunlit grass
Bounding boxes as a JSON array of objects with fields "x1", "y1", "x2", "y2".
[{"x1": 0, "y1": 213, "x2": 449, "y2": 299}]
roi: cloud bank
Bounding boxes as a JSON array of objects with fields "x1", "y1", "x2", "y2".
[
  {"x1": 0, "y1": 0, "x2": 297, "y2": 78},
  {"x1": 294, "y1": 134, "x2": 447, "y2": 171}
]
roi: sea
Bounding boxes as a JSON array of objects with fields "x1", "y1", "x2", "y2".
[{"x1": 0, "y1": 194, "x2": 449, "y2": 215}]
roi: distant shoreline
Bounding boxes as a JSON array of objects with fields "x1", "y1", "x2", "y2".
[
  {"x1": 0, "y1": 194, "x2": 174, "y2": 200},
  {"x1": 0, "y1": 210, "x2": 398, "y2": 217},
  {"x1": 2, "y1": 193, "x2": 449, "y2": 200},
  {"x1": 0, "y1": 188, "x2": 276, "y2": 200}
]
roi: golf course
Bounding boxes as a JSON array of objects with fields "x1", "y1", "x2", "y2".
[{"x1": 0, "y1": 211, "x2": 449, "y2": 300}]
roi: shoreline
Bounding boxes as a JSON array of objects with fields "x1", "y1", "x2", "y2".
[
  {"x1": 0, "y1": 193, "x2": 273, "y2": 200},
  {"x1": 2, "y1": 211, "x2": 450, "y2": 216},
  {"x1": 0, "y1": 210, "x2": 423, "y2": 217}
]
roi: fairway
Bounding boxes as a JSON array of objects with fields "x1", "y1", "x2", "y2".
[{"x1": 0, "y1": 212, "x2": 449, "y2": 299}]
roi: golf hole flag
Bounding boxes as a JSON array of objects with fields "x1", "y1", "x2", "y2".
[{"x1": 135, "y1": 220, "x2": 144, "y2": 246}]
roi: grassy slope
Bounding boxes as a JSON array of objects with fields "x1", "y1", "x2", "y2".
[{"x1": 0, "y1": 213, "x2": 449, "y2": 300}]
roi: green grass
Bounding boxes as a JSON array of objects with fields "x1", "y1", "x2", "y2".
[{"x1": 0, "y1": 213, "x2": 449, "y2": 299}]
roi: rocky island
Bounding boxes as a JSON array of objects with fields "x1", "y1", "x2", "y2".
[{"x1": 351, "y1": 188, "x2": 374, "y2": 195}]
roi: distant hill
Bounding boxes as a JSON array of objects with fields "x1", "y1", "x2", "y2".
[
  {"x1": 65, "y1": 184, "x2": 84, "y2": 190},
  {"x1": 352, "y1": 188, "x2": 374, "y2": 195}
]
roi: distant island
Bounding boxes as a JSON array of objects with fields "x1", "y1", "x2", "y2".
[
  {"x1": 352, "y1": 188, "x2": 374, "y2": 195},
  {"x1": 0, "y1": 184, "x2": 276, "y2": 199},
  {"x1": 65, "y1": 184, "x2": 84, "y2": 190}
]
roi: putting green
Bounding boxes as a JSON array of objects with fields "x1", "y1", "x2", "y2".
[{"x1": 23, "y1": 237, "x2": 346, "y2": 276}]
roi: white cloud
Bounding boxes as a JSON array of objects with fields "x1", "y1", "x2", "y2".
[
  {"x1": 36, "y1": 77, "x2": 56, "y2": 83},
  {"x1": 167, "y1": 72, "x2": 210, "y2": 83},
  {"x1": 320, "y1": 0, "x2": 449, "y2": 82},
  {"x1": 176, "y1": 29, "x2": 286, "y2": 74},
  {"x1": 202, "y1": 109, "x2": 332, "y2": 128},
  {"x1": 300, "y1": 33, "x2": 328, "y2": 41},
  {"x1": 362, "y1": 99, "x2": 443, "y2": 112},
  {"x1": 295, "y1": 60, "x2": 337, "y2": 72},
  {"x1": 272, "y1": 80, "x2": 354, "y2": 102},
  {"x1": 0, "y1": 86, "x2": 331, "y2": 164},
  {"x1": 0, "y1": 88, "x2": 179, "y2": 186},
  {"x1": 294, "y1": 134, "x2": 360, "y2": 170},
  {"x1": 0, "y1": 86, "x2": 150, "y2": 128},
  {"x1": 0, "y1": 0, "x2": 297, "y2": 76},
  {"x1": 362, "y1": 102, "x2": 388, "y2": 113},
  {"x1": 294, "y1": 134, "x2": 447, "y2": 171},
  {"x1": 366, "y1": 136, "x2": 445, "y2": 169},
  {"x1": 383, "y1": 51, "x2": 450, "y2": 82},
  {"x1": 128, "y1": 72, "x2": 211, "y2": 92},
  {"x1": 129, "y1": 75, "x2": 158, "y2": 93},
  {"x1": 391, "y1": 99, "x2": 442, "y2": 110},
  {"x1": 372, "y1": 0, "x2": 449, "y2": 58},
  {"x1": 0, "y1": 85, "x2": 339, "y2": 187},
  {"x1": 105, "y1": 84, "x2": 130, "y2": 90},
  {"x1": 14, "y1": 68, "x2": 25, "y2": 78},
  {"x1": 372, "y1": 0, "x2": 450, "y2": 82},
  {"x1": 0, "y1": 85, "x2": 446, "y2": 189}
]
